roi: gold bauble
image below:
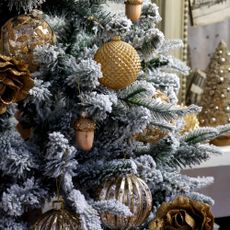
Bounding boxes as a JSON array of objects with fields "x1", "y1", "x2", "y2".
[
  {"x1": 32, "y1": 200, "x2": 81, "y2": 230},
  {"x1": 99, "y1": 174, "x2": 152, "y2": 230},
  {"x1": 125, "y1": 0, "x2": 144, "y2": 22},
  {"x1": 135, "y1": 90, "x2": 170, "y2": 144},
  {"x1": 180, "y1": 113, "x2": 199, "y2": 135},
  {"x1": 75, "y1": 117, "x2": 96, "y2": 152},
  {"x1": 0, "y1": 12, "x2": 55, "y2": 71},
  {"x1": 134, "y1": 127, "x2": 169, "y2": 144},
  {"x1": 94, "y1": 36, "x2": 141, "y2": 90}
]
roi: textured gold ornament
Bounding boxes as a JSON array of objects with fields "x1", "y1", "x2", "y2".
[
  {"x1": 180, "y1": 113, "x2": 199, "y2": 135},
  {"x1": 99, "y1": 174, "x2": 152, "y2": 230},
  {"x1": 0, "y1": 12, "x2": 55, "y2": 71},
  {"x1": 75, "y1": 117, "x2": 96, "y2": 151},
  {"x1": 94, "y1": 36, "x2": 141, "y2": 90},
  {"x1": 32, "y1": 200, "x2": 81, "y2": 230},
  {"x1": 0, "y1": 55, "x2": 34, "y2": 114},
  {"x1": 125, "y1": 0, "x2": 144, "y2": 22},
  {"x1": 148, "y1": 196, "x2": 214, "y2": 230},
  {"x1": 135, "y1": 90, "x2": 170, "y2": 144}
]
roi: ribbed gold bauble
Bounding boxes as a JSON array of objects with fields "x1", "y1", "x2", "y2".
[
  {"x1": 0, "y1": 12, "x2": 55, "y2": 71},
  {"x1": 94, "y1": 36, "x2": 141, "y2": 90},
  {"x1": 32, "y1": 201, "x2": 81, "y2": 230},
  {"x1": 98, "y1": 174, "x2": 152, "y2": 230},
  {"x1": 135, "y1": 90, "x2": 170, "y2": 144},
  {"x1": 125, "y1": 0, "x2": 144, "y2": 22}
]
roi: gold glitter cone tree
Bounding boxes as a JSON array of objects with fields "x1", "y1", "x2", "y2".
[{"x1": 199, "y1": 41, "x2": 230, "y2": 146}]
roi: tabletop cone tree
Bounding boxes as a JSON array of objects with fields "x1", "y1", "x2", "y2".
[
  {"x1": 0, "y1": 0, "x2": 230, "y2": 229},
  {"x1": 199, "y1": 41, "x2": 230, "y2": 146}
]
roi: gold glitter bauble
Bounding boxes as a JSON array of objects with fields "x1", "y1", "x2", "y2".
[
  {"x1": 32, "y1": 201, "x2": 81, "y2": 230},
  {"x1": 180, "y1": 113, "x2": 199, "y2": 135},
  {"x1": 135, "y1": 90, "x2": 170, "y2": 144},
  {"x1": 99, "y1": 174, "x2": 152, "y2": 230},
  {"x1": 0, "y1": 12, "x2": 55, "y2": 71},
  {"x1": 94, "y1": 36, "x2": 141, "y2": 90}
]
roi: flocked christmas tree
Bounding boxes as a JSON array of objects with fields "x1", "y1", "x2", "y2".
[
  {"x1": 0, "y1": 0, "x2": 230, "y2": 229},
  {"x1": 199, "y1": 41, "x2": 230, "y2": 146}
]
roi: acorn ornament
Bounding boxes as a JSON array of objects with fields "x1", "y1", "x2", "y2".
[
  {"x1": 75, "y1": 116, "x2": 96, "y2": 151},
  {"x1": 94, "y1": 36, "x2": 141, "y2": 90},
  {"x1": 125, "y1": 0, "x2": 144, "y2": 22},
  {"x1": 0, "y1": 10, "x2": 56, "y2": 71},
  {"x1": 98, "y1": 174, "x2": 152, "y2": 230}
]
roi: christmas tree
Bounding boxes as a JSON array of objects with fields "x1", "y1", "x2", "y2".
[
  {"x1": 0, "y1": 0, "x2": 229, "y2": 229},
  {"x1": 199, "y1": 41, "x2": 230, "y2": 146}
]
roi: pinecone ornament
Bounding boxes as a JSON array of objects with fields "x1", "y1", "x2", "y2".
[{"x1": 0, "y1": 55, "x2": 34, "y2": 114}]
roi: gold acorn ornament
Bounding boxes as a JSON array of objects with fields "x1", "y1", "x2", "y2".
[
  {"x1": 98, "y1": 174, "x2": 152, "y2": 230},
  {"x1": 94, "y1": 36, "x2": 141, "y2": 90},
  {"x1": 125, "y1": 0, "x2": 144, "y2": 22},
  {"x1": 134, "y1": 90, "x2": 171, "y2": 144},
  {"x1": 74, "y1": 116, "x2": 96, "y2": 151},
  {"x1": 0, "y1": 10, "x2": 56, "y2": 71},
  {"x1": 32, "y1": 199, "x2": 81, "y2": 230}
]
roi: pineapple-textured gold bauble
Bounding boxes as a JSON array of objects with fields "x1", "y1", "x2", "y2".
[
  {"x1": 135, "y1": 90, "x2": 170, "y2": 144},
  {"x1": 32, "y1": 200, "x2": 81, "y2": 230},
  {"x1": 75, "y1": 116, "x2": 96, "y2": 152},
  {"x1": 0, "y1": 12, "x2": 55, "y2": 71},
  {"x1": 94, "y1": 36, "x2": 141, "y2": 90},
  {"x1": 98, "y1": 174, "x2": 152, "y2": 230},
  {"x1": 125, "y1": 0, "x2": 144, "y2": 22},
  {"x1": 180, "y1": 113, "x2": 199, "y2": 135}
]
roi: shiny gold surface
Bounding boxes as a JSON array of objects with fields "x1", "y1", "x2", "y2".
[
  {"x1": 32, "y1": 201, "x2": 81, "y2": 230},
  {"x1": 99, "y1": 174, "x2": 152, "y2": 230},
  {"x1": 0, "y1": 13, "x2": 55, "y2": 71}
]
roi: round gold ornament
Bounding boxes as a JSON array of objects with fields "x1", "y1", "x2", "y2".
[
  {"x1": 135, "y1": 90, "x2": 170, "y2": 144},
  {"x1": 98, "y1": 174, "x2": 152, "y2": 230},
  {"x1": 32, "y1": 200, "x2": 81, "y2": 230},
  {"x1": 94, "y1": 36, "x2": 141, "y2": 90},
  {"x1": 0, "y1": 12, "x2": 55, "y2": 71},
  {"x1": 75, "y1": 116, "x2": 96, "y2": 152},
  {"x1": 125, "y1": 0, "x2": 144, "y2": 22}
]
